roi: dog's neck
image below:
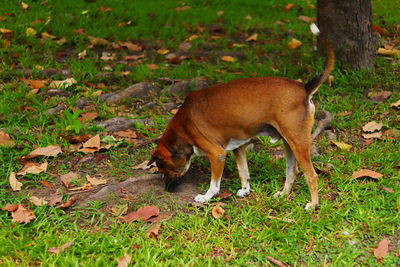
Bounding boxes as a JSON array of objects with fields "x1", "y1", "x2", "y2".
[{"x1": 160, "y1": 123, "x2": 194, "y2": 160}]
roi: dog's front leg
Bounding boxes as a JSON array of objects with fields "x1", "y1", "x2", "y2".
[
  {"x1": 194, "y1": 151, "x2": 226, "y2": 203},
  {"x1": 233, "y1": 145, "x2": 250, "y2": 197}
]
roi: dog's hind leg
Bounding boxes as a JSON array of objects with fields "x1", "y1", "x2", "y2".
[
  {"x1": 233, "y1": 145, "x2": 250, "y2": 197},
  {"x1": 273, "y1": 141, "x2": 298, "y2": 198}
]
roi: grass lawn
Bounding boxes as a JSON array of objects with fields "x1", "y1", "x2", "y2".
[{"x1": 0, "y1": 0, "x2": 399, "y2": 265}]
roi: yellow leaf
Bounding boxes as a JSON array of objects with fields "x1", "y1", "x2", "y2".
[
  {"x1": 26, "y1": 27, "x2": 37, "y2": 37},
  {"x1": 246, "y1": 33, "x2": 258, "y2": 42},
  {"x1": 41, "y1": 32, "x2": 57, "y2": 39},
  {"x1": 331, "y1": 141, "x2": 352, "y2": 151},
  {"x1": 377, "y1": 48, "x2": 400, "y2": 57},
  {"x1": 35, "y1": 65, "x2": 44, "y2": 70},
  {"x1": 0, "y1": 28, "x2": 12, "y2": 33},
  {"x1": 21, "y1": 2, "x2": 29, "y2": 9},
  {"x1": 157, "y1": 48, "x2": 170, "y2": 55},
  {"x1": 232, "y1": 43, "x2": 245, "y2": 48},
  {"x1": 220, "y1": 56, "x2": 235, "y2": 62},
  {"x1": 184, "y1": 35, "x2": 199, "y2": 42},
  {"x1": 82, "y1": 10, "x2": 90, "y2": 15},
  {"x1": 288, "y1": 38, "x2": 302, "y2": 50}
]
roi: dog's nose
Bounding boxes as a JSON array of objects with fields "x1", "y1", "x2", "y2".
[{"x1": 164, "y1": 176, "x2": 182, "y2": 192}]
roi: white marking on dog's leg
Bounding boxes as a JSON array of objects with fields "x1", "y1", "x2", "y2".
[
  {"x1": 234, "y1": 146, "x2": 250, "y2": 197},
  {"x1": 310, "y1": 23, "x2": 320, "y2": 36},
  {"x1": 274, "y1": 144, "x2": 297, "y2": 198},
  {"x1": 194, "y1": 179, "x2": 221, "y2": 203}
]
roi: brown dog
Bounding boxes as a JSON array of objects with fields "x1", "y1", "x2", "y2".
[{"x1": 150, "y1": 24, "x2": 334, "y2": 210}]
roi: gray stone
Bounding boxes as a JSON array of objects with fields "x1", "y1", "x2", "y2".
[
  {"x1": 45, "y1": 103, "x2": 67, "y2": 115},
  {"x1": 169, "y1": 79, "x2": 210, "y2": 96},
  {"x1": 97, "y1": 117, "x2": 150, "y2": 132}
]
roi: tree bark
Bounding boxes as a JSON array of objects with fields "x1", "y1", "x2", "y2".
[{"x1": 317, "y1": 0, "x2": 379, "y2": 69}]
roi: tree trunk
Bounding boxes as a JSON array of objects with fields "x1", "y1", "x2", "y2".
[{"x1": 317, "y1": 0, "x2": 379, "y2": 69}]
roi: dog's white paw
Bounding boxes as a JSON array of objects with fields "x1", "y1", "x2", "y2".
[
  {"x1": 194, "y1": 194, "x2": 210, "y2": 203},
  {"x1": 304, "y1": 202, "x2": 318, "y2": 211},
  {"x1": 273, "y1": 190, "x2": 288, "y2": 198},
  {"x1": 236, "y1": 188, "x2": 250, "y2": 197}
]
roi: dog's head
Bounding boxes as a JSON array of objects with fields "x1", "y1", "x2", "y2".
[{"x1": 149, "y1": 142, "x2": 193, "y2": 191}]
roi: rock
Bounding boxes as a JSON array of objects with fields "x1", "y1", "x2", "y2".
[
  {"x1": 101, "y1": 82, "x2": 161, "y2": 104},
  {"x1": 99, "y1": 92, "x2": 121, "y2": 103},
  {"x1": 163, "y1": 102, "x2": 177, "y2": 111},
  {"x1": 39, "y1": 89, "x2": 72, "y2": 97},
  {"x1": 45, "y1": 104, "x2": 67, "y2": 115},
  {"x1": 143, "y1": 102, "x2": 158, "y2": 110},
  {"x1": 74, "y1": 98, "x2": 93, "y2": 109},
  {"x1": 169, "y1": 79, "x2": 210, "y2": 96},
  {"x1": 97, "y1": 117, "x2": 150, "y2": 132}
]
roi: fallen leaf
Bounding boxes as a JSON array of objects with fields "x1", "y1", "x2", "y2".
[
  {"x1": 377, "y1": 48, "x2": 400, "y2": 57},
  {"x1": 29, "y1": 145, "x2": 62, "y2": 157},
  {"x1": 381, "y1": 187, "x2": 394, "y2": 193},
  {"x1": 29, "y1": 196, "x2": 48, "y2": 206},
  {"x1": 117, "y1": 253, "x2": 131, "y2": 267},
  {"x1": 46, "y1": 193, "x2": 62, "y2": 206},
  {"x1": 11, "y1": 205, "x2": 35, "y2": 223},
  {"x1": 336, "y1": 111, "x2": 353, "y2": 117},
  {"x1": 175, "y1": 6, "x2": 191, "y2": 11},
  {"x1": 26, "y1": 27, "x2": 37, "y2": 37},
  {"x1": 246, "y1": 33, "x2": 258, "y2": 42},
  {"x1": 220, "y1": 56, "x2": 235, "y2": 62},
  {"x1": 57, "y1": 195, "x2": 78, "y2": 209},
  {"x1": 125, "y1": 206, "x2": 160, "y2": 222},
  {"x1": 283, "y1": 3, "x2": 295, "y2": 11},
  {"x1": 49, "y1": 241, "x2": 74, "y2": 254},
  {"x1": 362, "y1": 132, "x2": 382, "y2": 139},
  {"x1": 184, "y1": 35, "x2": 199, "y2": 42},
  {"x1": 40, "y1": 180, "x2": 54, "y2": 189},
  {"x1": 21, "y1": 2, "x2": 29, "y2": 9},
  {"x1": 268, "y1": 215, "x2": 294, "y2": 223},
  {"x1": 9, "y1": 172, "x2": 22, "y2": 191},
  {"x1": 113, "y1": 130, "x2": 137, "y2": 139},
  {"x1": 298, "y1": 15, "x2": 316, "y2": 22},
  {"x1": 331, "y1": 141, "x2": 352, "y2": 150},
  {"x1": 100, "y1": 52, "x2": 117, "y2": 61},
  {"x1": 211, "y1": 205, "x2": 225, "y2": 219},
  {"x1": 86, "y1": 174, "x2": 107, "y2": 186},
  {"x1": 362, "y1": 121, "x2": 383, "y2": 132},
  {"x1": 216, "y1": 190, "x2": 233, "y2": 199},
  {"x1": 1, "y1": 204, "x2": 19, "y2": 212},
  {"x1": 390, "y1": 100, "x2": 400, "y2": 109},
  {"x1": 23, "y1": 79, "x2": 47, "y2": 89},
  {"x1": 133, "y1": 160, "x2": 158, "y2": 172},
  {"x1": 61, "y1": 134, "x2": 93, "y2": 144},
  {"x1": 328, "y1": 75, "x2": 334, "y2": 86},
  {"x1": 79, "y1": 135, "x2": 100, "y2": 153},
  {"x1": 49, "y1": 78, "x2": 77, "y2": 89},
  {"x1": 78, "y1": 50, "x2": 87, "y2": 59},
  {"x1": 41, "y1": 32, "x2": 56, "y2": 39},
  {"x1": 374, "y1": 239, "x2": 390, "y2": 259},
  {"x1": 0, "y1": 131, "x2": 14, "y2": 147},
  {"x1": 216, "y1": 10, "x2": 225, "y2": 16},
  {"x1": 60, "y1": 172, "x2": 79, "y2": 188},
  {"x1": 147, "y1": 223, "x2": 161, "y2": 239},
  {"x1": 119, "y1": 41, "x2": 142, "y2": 51},
  {"x1": 69, "y1": 183, "x2": 92, "y2": 191},
  {"x1": 368, "y1": 91, "x2": 391, "y2": 102},
  {"x1": 352, "y1": 169, "x2": 383, "y2": 179},
  {"x1": 266, "y1": 256, "x2": 290, "y2": 267},
  {"x1": 147, "y1": 64, "x2": 158, "y2": 70},
  {"x1": 78, "y1": 112, "x2": 98, "y2": 123},
  {"x1": 17, "y1": 162, "x2": 48, "y2": 176},
  {"x1": 157, "y1": 48, "x2": 170, "y2": 55},
  {"x1": 288, "y1": 38, "x2": 302, "y2": 49}
]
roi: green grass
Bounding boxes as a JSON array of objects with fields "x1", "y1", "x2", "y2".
[{"x1": 1, "y1": 0, "x2": 399, "y2": 266}]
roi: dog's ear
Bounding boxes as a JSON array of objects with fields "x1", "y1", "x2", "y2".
[{"x1": 147, "y1": 157, "x2": 157, "y2": 166}]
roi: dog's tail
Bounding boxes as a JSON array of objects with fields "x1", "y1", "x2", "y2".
[{"x1": 305, "y1": 24, "x2": 335, "y2": 97}]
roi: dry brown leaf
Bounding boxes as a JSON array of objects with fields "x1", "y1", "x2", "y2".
[
  {"x1": 125, "y1": 206, "x2": 160, "y2": 222},
  {"x1": 266, "y1": 256, "x2": 290, "y2": 267},
  {"x1": 147, "y1": 223, "x2": 161, "y2": 239},
  {"x1": 119, "y1": 41, "x2": 142, "y2": 51},
  {"x1": 9, "y1": 172, "x2": 22, "y2": 191},
  {"x1": 220, "y1": 56, "x2": 235, "y2": 62},
  {"x1": 78, "y1": 50, "x2": 87, "y2": 59},
  {"x1": 352, "y1": 169, "x2": 383, "y2": 180},
  {"x1": 11, "y1": 205, "x2": 36, "y2": 223},
  {"x1": 100, "y1": 52, "x2": 117, "y2": 61},
  {"x1": 69, "y1": 183, "x2": 92, "y2": 191},
  {"x1": 147, "y1": 64, "x2": 158, "y2": 70},
  {"x1": 61, "y1": 134, "x2": 93, "y2": 144},
  {"x1": 29, "y1": 145, "x2": 62, "y2": 157},
  {"x1": 86, "y1": 174, "x2": 107, "y2": 186},
  {"x1": 175, "y1": 6, "x2": 191, "y2": 11},
  {"x1": 60, "y1": 172, "x2": 79, "y2": 188},
  {"x1": 390, "y1": 100, "x2": 400, "y2": 109},
  {"x1": 298, "y1": 15, "x2": 316, "y2": 22},
  {"x1": 211, "y1": 205, "x2": 225, "y2": 219},
  {"x1": 117, "y1": 253, "x2": 131, "y2": 267},
  {"x1": 78, "y1": 112, "x2": 98, "y2": 123},
  {"x1": 288, "y1": 38, "x2": 302, "y2": 49},
  {"x1": 368, "y1": 91, "x2": 391, "y2": 102},
  {"x1": 21, "y1": 2, "x2": 29, "y2": 9},
  {"x1": 362, "y1": 132, "x2": 382, "y2": 139},
  {"x1": 283, "y1": 3, "x2": 295, "y2": 11},
  {"x1": 0, "y1": 131, "x2": 14, "y2": 147},
  {"x1": 377, "y1": 48, "x2": 400, "y2": 57},
  {"x1": 113, "y1": 130, "x2": 138, "y2": 139},
  {"x1": 17, "y1": 162, "x2": 48, "y2": 176},
  {"x1": 49, "y1": 241, "x2": 74, "y2": 254},
  {"x1": 336, "y1": 111, "x2": 353, "y2": 117},
  {"x1": 2, "y1": 204, "x2": 19, "y2": 212},
  {"x1": 374, "y1": 239, "x2": 390, "y2": 259},
  {"x1": 79, "y1": 135, "x2": 100, "y2": 153},
  {"x1": 246, "y1": 33, "x2": 258, "y2": 42},
  {"x1": 381, "y1": 187, "x2": 394, "y2": 193},
  {"x1": 23, "y1": 79, "x2": 47, "y2": 89},
  {"x1": 362, "y1": 121, "x2": 383, "y2": 132},
  {"x1": 29, "y1": 196, "x2": 48, "y2": 206},
  {"x1": 331, "y1": 141, "x2": 352, "y2": 151},
  {"x1": 57, "y1": 195, "x2": 78, "y2": 209},
  {"x1": 46, "y1": 193, "x2": 62, "y2": 206}
]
